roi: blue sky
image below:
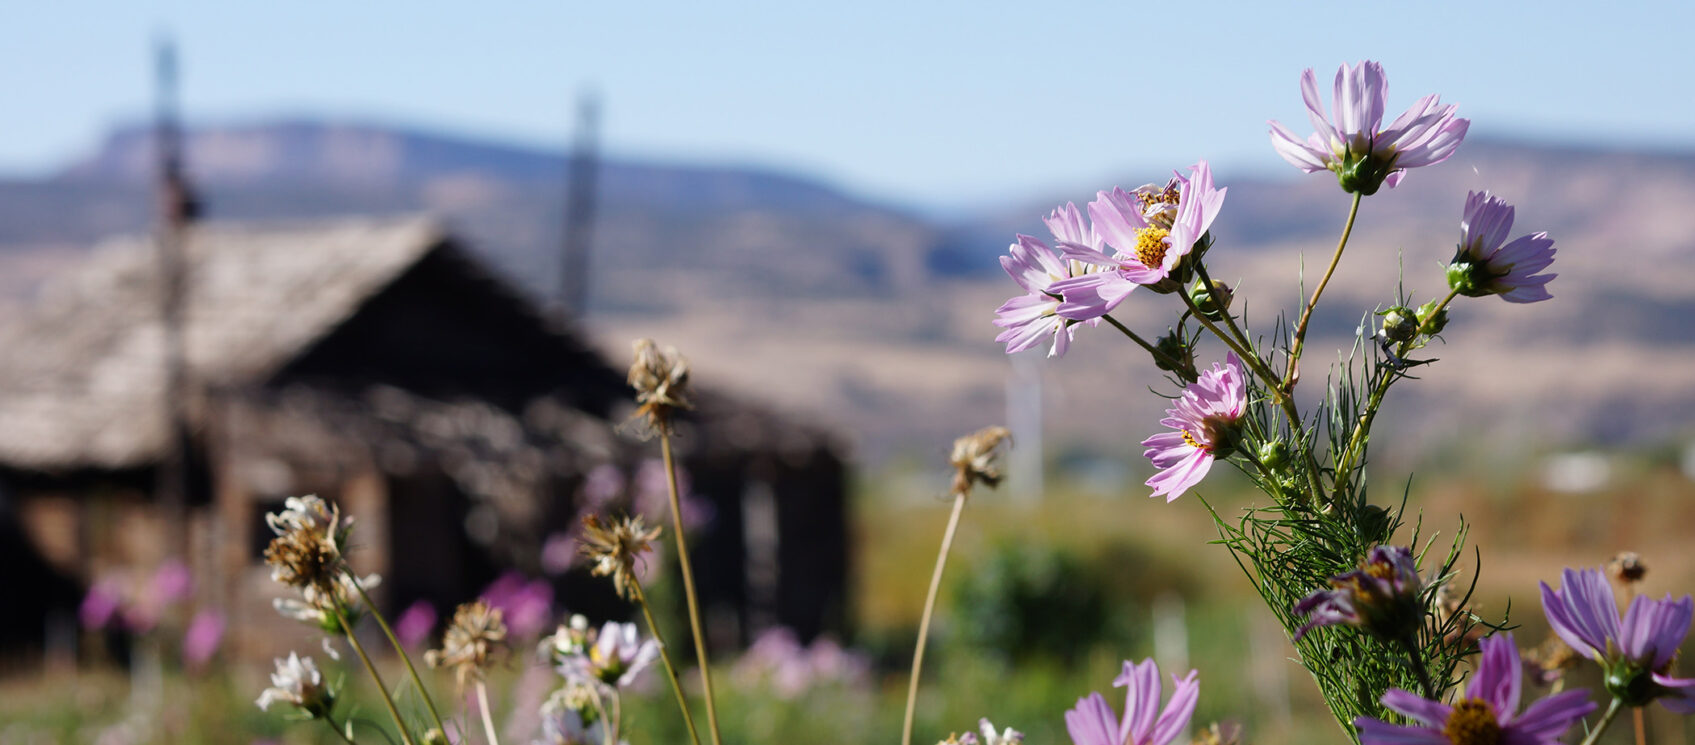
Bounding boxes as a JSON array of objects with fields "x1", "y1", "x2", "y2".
[{"x1": 6, "y1": 1, "x2": 1693, "y2": 209}]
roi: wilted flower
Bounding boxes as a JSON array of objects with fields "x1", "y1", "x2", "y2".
[
  {"x1": 994, "y1": 203, "x2": 1105, "y2": 357},
  {"x1": 426, "y1": 600, "x2": 509, "y2": 688},
  {"x1": 1521, "y1": 635, "x2": 1580, "y2": 688},
  {"x1": 949, "y1": 425, "x2": 1012, "y2": 498},
  {"x1": 578, "y1": 514, "x2": 661, "y2": 600},
  {"x1": 263, "y1": 496, "x2": 354, "y2": 592},
  {"x1": 556, "y1": 620, "x2": 660, "y2": 689},
  {"x1": 1065, "y1": 658, "x2": 1199, "y2": 745},
  {"x1": 1190, "y1": 721, "x2": 1241, "y2": 745},
  {"x1": 1355, "y1": 634, "x2": 1594, "y2": 745},
  {"x1": 1445, "y1": 191, "x2": 1556, "y2": 303},
  {"x1": 1294, "y1": 545, "x2": 1424, "y2": 642},
  {"x1": 273, "y1": 572, "x2": 382, "y2": 633},
  {"x1": 1608, "y1": 551, "x2": 1647, "y2": 586},
  {"x1": 1541, "y1": 566, "x2": 1695, "y2": 709},
  {"x1": 627, "y1": 339, "x2": 691, "y2": 434},
  {"x1": 1051, "y1": 161, "x2": 1227, "y2": 317},
  {"x1": 255, "y1": 652, "x2": 334, "y2": 718},
  {"x1": 1142, "y1": 353, "x2": 1245, "y2": 502},
  {"x1": 1269, "y1": 60, "x2": 1468, "y2": 195}
]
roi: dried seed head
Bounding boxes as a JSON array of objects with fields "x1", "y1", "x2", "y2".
[
  {"x1": 578, "y1": 514, "x2": 661, "y2": 600},
  {"x1": 949, "y1": 425, "x2": 1012, "y2": 498},
  {"x1": 1523, "y1": 635, "x2": 1579, "y2": 687},
  {"x1": 1191, "y1": 722, "x2": 1242, "y2": 745},
  {"x1": 425, "y1": 600, "x2": 508, "y2": 688},
  {"x1": 262, "y1": 496, "x2": 352, "y2": 593},
  {"x1": 1608, "y1": 552, "x2": 1647, "y2": 585},
  {"x1": 627, "y1": 339, "x2": 691, "y2": 435},
  {"x1": 264, "y1": 528, "x2": 342, "y2": 592}
]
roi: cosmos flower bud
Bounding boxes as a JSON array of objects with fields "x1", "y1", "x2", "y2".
[
  {"x1": 1355, "y1": 504, "x2": 1393, "y2": 544},
  {"x1": 1377, "y1": 306, "x2": 1418, "y2": 343},
  {"x1": 1188, "y1": 279, "x2": 1233, "y2": 321},
  {"x1": 1256, "y1": 440, "x2": 1290, "y2": 470},
  {"x1": 1415, "y1": 299, "x2": 1448, "y2": 336},
  {"x1": 1153, "y1": 329, "x2": 1197, "y2": 379}
]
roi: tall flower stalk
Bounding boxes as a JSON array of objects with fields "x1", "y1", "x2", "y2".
[
  {"x1": 901, "y1": 425, "x2": 1010, "y2": 745},
  {"x1": 347, "y1": 570, "x2": 449, "y2": 737},
  {"x1": 579, "y1": 512, "x2": 701, "y2": 745},
  {"x1": 626, "y1": 339, "x2": 722, "y2": 745}
]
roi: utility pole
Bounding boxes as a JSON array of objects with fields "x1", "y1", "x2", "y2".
[
  {"x1": 559, "y1": 91, "x2": 600, "y2": 318},
  {"x1": 154, "y1": 36, "x2": 199, "y2": 557}
]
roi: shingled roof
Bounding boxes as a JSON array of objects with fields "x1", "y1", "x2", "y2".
[{"x1": 0, "y1": 215, "x2": 450, "y2": 470}]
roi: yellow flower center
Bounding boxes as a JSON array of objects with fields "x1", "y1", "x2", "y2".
[
  {"x1": 1181, "y1": 429, "x2": 1209, "y2": 453},
  {"x1": 1135, "y1": 227, "x2": 1171, "y2": 269},
  {"x1": 1443, "y1": 699, "x2": 1502, "y2": 745}
]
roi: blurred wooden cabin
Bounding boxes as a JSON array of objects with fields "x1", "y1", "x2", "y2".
[{"x1": 0, "y1": 215, "x2": 849, "y2": 666}]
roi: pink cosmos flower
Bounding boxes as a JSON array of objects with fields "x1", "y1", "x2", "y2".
[
  {"x1": 993, "y1": 202, "x2": 1105, "y2": 357},
  {"x1": 482, "y1": 572, "x2": 555, "y2": 639},
  {"x1": 1049, "y1": 161, "x2": 1227, "y2": 320},
  {"x1": 1541, "y1": 567, "x2": 1695, "y2": 711},
  {"x1": 1356, "y1": 634, "x2": 1594, "y2": 745},
  {"x1": 1446, "y1": 191, "x2": 1556, "y2": 303},
  {"x1": 1065, "y1": 658, "x2": 1199, "y2": 745},
  {"x1": 394, "y1": 600, "x2": 439, "y2": 650},
  {"x1": 182, "y1": 609, "x2": 225, "y2": 669},
  {"x1": 1269, "y1": 60, "x2": 1468, "y2": 195},
  {"x1": 1141, "y1": 353, "x2": 1245, "y2": 502}
]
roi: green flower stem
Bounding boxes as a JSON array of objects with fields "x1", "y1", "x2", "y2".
[
  {"x1": 901, "y1": 491, "x2": 968, "y2": 745},
  {"x1": 1579, "y1": 697, "x2": 1625, "y2": 745},
  {"x1": 658, "y1": 432, "x2": 723, "y2": 745},
  {"x1": 630, "y1": 578, "x2": 704, "y2": 745},
  {"x1": 1178, "y1": 288, "x2": 1326, "y2": 499},
  {"x1": 1102, "y1": 313, "x2": 1193, "y2": 380},
  {"x1": 1193, "y1": 263, "x2": 1254, "y2": 362},
  {"x1": 346, "y1": 571, "x2": 448, "y2": 737},
  {"x1": 1400, "y1": 633, "x2": 1438, "y2": 700},
  {"x1": 324, "y1": 716, "x2": 357, "y2": 745},
  {"x1": 475, "y1": 680, "x2": 501, "y2": 745},
  {"x1": 351, "y1": 718, "x2": 402, "y2": 745},
  {"x1": 1333, "y1": 288, "x2": 1461, "y2": 492},
  {"x1": 1284, "y1": 191, "x2": 1363, "y2": 392},
  {"x1": 330, "y1": 598, "x2": 417, "y2": 745}
]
